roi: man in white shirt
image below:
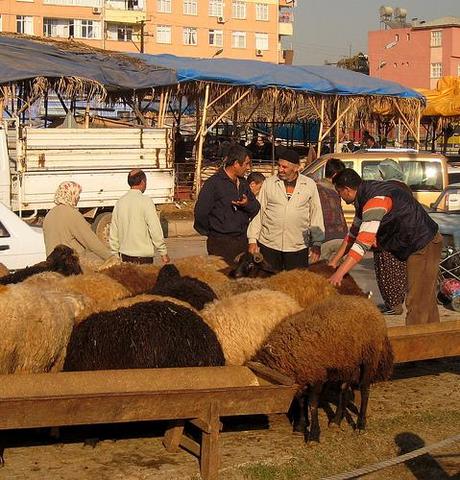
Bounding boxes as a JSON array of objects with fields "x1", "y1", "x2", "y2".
[
  {"x1": 247, "y1": 148, "x2": 325, "y2": 271},
  {"x1": 109, "y1": 169, "x2": 170, "y2": 265}
]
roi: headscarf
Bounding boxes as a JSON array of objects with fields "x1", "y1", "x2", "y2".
[
  {"x1": 378, "y1": 158, "x2": 405, "y2": 182},
  {"x1": 54, "y1": 181, "x2": 82, "y2": 207}
]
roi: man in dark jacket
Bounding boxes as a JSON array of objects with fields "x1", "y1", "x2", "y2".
[
  {"x1": 194, "y1": 144, "x2": 260, "y2": 264},
  {"x1": 328, "y1": 168, "x2": 442, "y2": 325}
]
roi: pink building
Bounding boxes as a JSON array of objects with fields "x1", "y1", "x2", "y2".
[{"x1": 369, "y1": 16, "x2": 460, "y2": 89}]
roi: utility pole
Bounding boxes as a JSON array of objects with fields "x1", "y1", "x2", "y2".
[{"x1": 139, "y1": 20, "x2": 145, "y2": 53}]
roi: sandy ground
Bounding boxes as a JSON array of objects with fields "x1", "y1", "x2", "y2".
[{"x1": 0, "y1": 237, "x2": 458, "y2": 479}]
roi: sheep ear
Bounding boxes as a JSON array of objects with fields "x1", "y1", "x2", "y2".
[
  {"x1": 253, "y1": 252, "x2": 264, "y2": 263},
  {"x1": 233, "y1": 252, "x2": 245, "y2": 263}
]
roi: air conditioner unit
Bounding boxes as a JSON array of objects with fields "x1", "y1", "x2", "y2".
[
  {"x1": 92, "y1": 7, "x2": 102, "y2": 14},
  {"x1": 255, "y1": 49, "x2": 263, "y2": 57},
  {"x1": 217, "y1": 16, "x2": 225, "y2": 24}
]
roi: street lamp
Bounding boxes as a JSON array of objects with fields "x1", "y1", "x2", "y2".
[{"x1": 212, "y1": 48, "x2": 223, "y2": 58}]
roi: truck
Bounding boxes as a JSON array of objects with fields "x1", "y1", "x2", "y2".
[{"x1": 0, "y1": 123, "x2": 175, "y2": 241}]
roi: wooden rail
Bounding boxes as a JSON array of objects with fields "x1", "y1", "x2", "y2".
[
  {"x1": 388, "y1": 319, "x2": 460, "y2": 363},
  {"x1": 0, "y1": 364, "x2": 296, "y2": 480}
]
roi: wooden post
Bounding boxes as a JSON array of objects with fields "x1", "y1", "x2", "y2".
[
  {"x1": 416, "y1": 102, "x2": 421, "y2": 151},
  {"x1": 200, "y1": 401, "x2": 221, "y2": 480},
  {"x1": 84, "y1": 101, "x2": 90, "y2": 129},
  {"x1": 335, "y1": 97, "x2": 340, "y2": 153},
  {"x1": 195, "y1": 84, "x2": 210, "y2": 195},
  {"x1": 271, "y1": 91, "x2": 278, "y2": 175},
  {"x1": 317, "y1": 99, "x2": 325, "y2": 157},
  {"x1": 163, "y1": 421, "x2": 185, "y2": 453}
]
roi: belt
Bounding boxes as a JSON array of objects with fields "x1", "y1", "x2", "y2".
[{"x1": 121, "y1": 254, "x2": 154, "y2": 264}]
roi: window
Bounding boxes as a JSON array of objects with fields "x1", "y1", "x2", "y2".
[
  {"x1": 157, "y1": 0, "x2": 171, "y2": 13},
  {"x1": 232, "y1": 0, "x2": 246, "y2": 19},
  {"x1": 209, "y1": 29, "x2": 223, "y2": 47},
  {"x1": 255, "y1": 3, "x2": 268, "y2": 21},
  {"x1": 406, "y1": 33, "x2": 410, "y2": 41},
  {"x1": 106, "y1": 23, "x2": 133, "y2": 41},
  {"x1": 183, "y1": 0, "x2": 197, "y2": 15},
  {"x1": 80, "y1": 19, "x2": 93, "y2": 38},
  {"x1": 156, "y1": 25, "x2": 171, "y2": 43},
  {"x1": 431, "y1": 62, "x2": 442, "y2": 78},
  {"x1": 255, "y1": 32, "x2": 268, "y2": 51},
  {"x1": 183, "y1": 27, "x2": 197, "y2": 45},
  {"x1": 16, "y1": 16, "x2": 34, "y2": 34},
  {"x1": 43, "y1": 18, "x2": 76, "y2": 37},
  {"x1": 395, "y1": 34, "x2": 399, "y2": 42},
  {"x1": 431, "y1": 30, "x2": 442, "y2": 47},
  {"x1": 0, "y1": 222, "x2": 9, "y2": 238},
  {"x1": 232, "y1": 31, "x2": 246, "y2": 48},
  {"x1": 209, "y1": 0, "x2": 223, "y2": 17}
]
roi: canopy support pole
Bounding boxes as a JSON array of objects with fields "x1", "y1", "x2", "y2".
[
  {"x1": 270, "y1": 90, "x2": 278, "y2": 175},
  {"x1": 194, "y1": 84, "x2": 210, "y2": 196},
  {"x1": 335, "y1": 97, "x2": 340, "y2": 153},
  {"x1": 393, "y1": 99, "x2": 419, "y2": 146},
  {"x1": 158, "y1": 91, "x2": 164, "y2": 127},
  {"x1": 319, "y1": 100, "x2": 354, "y2": 144},
  {"x1": 416, "y1": 102, "x2": 421, "y2": 150},
  {"x1": 205, "y1": 90, "x2": 251, "y2": 135},
  {"x1": 317, "y1": 99, "x2": 325, "y2": 157}
]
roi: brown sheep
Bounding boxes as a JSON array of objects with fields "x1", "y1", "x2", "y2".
[
  {"x1": 0, "y1": 263, "x2": 9, "y2": 278},
  {"x1": 254, "y1": 295, "x2": 393, "y2": 442},
  {"x1": 102, "y1": 262, "x2": 159, "y2": 296}
]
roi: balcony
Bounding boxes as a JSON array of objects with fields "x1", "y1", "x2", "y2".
[
  {"x1": 105, "y1": 0, "x2": 146, "y2": 23},
  {"x1": 44, "y1": 0, "x2": 102, "y2": 6},
  {"x1": 279, "y1": 48, "x2": 294, "y2": 64},
  {"x1": 278, "y1": 13, "x2": 293, "y2": 36}
]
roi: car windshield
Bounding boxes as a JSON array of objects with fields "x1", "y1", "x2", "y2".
[{"x1": 361, "y1": 160, "x2": 443, "y2": 191}]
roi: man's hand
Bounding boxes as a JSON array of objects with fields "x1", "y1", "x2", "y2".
[
  {"x1": 309, "y1": 246, "x2": 321, "y2": 264},
  {"x1": 328, "y1": 270, "x2": 344, "y2": 286},
  {"x1": 328, "y1": 258, "x2": 339, "y2": 269},
  {"x1": 161, "y1": 254, "x2": 170, "y2": 264},
  {"x1": 248, "y1": 243, "x2": 259, "y2": 254},
  {"x1": 232, "y1": 194, "x2": 248, "y2": 207}
]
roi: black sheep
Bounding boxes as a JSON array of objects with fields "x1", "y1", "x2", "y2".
[
  {"x1": 0, "y1": 244, "x2": 82, "y2": 285},
  {"x1": 150, "y1": 264, "x2": 217, "y2": 310},
  {"x1": 63, "y1": 300, "x2": 225, "y2": 371}
]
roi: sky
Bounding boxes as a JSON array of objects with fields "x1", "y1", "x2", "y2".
[{"x1": 293, "y1": 0, "x2": 460, "y2": 65}]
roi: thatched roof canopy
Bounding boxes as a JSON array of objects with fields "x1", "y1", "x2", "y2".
[{"x1": 0, "y1": 33, "x2": 177, "y2": 105}]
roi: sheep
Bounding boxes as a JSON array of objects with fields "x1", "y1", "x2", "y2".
[
  {"x1": 201, "y1": 289, "x2": 303, "y2": 366},
  {"x1": 0, "y1": 245, "x2": 82, "y2": 285},
  {"x1": 101, "y1": 262, "x2": 159, "y2": 296},
  {"x1": 63, "y1": 299, "x2": 225, "y2": 371},
  {"x1": 22, "y1": 271, "x2": 131, "y2": 323},
  {"x1": 253, "y1": 295, "x2": 393, "y2": 442},
  {"x1": 229, "y1": 252, "x2": 365, "y2": 297},
  {"x1": 150, "y1": 264, "x2": 217, "y2": 310},
  {"x1": 0, "y1": 283, "x2": 91, "y2": 374}
]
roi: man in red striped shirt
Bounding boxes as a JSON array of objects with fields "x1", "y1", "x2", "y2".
[{"x1": 328, "y1": 169, "x2": 442, "y2": 325}]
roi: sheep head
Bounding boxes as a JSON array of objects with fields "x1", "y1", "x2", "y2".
[
  {"x1": 46, "y1": 245, "x2": 83, "y2": 276},
  {"x1": 229, "y1": 252, "x2": 278, "y2": 278}
]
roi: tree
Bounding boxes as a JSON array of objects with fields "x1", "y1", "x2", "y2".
[{"x1": 337, "y1": 52, "x2": 369, "y2": 75}]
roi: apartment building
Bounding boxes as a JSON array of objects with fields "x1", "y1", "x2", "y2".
[
  {"x1": 368, "y1": 15, "x2": 460, "y2": 89},
  {"x1": 0, "y1": 0, "x2": 294, "y2": 63}
]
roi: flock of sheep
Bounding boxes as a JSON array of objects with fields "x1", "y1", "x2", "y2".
[{"x1": 0, "y1": 246, "x2": 393, "y2": 442}]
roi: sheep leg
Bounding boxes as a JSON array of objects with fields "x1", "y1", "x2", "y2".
[
  {"x1": 306, "y1": 383, "x2": 322, "y2": 443},
  {"x1": 291, "y1": 392, "x2": 308, "y2": 434},
  {"x1": 0, "y1": 445, "x2": 4, "y2": 466},
  {"x1": 330, "y1": 382, "x2": 349, "y2": 427},
  {"x1": 357, "y1": 363, "x2": 371, "y2": 431}
]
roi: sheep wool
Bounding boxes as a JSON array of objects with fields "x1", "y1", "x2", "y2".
[
  {"x1": 63, "y1": 300, "x2": 225, "y2": 371},
  {"x1": 102, "y1": 262, "x2": 159, "y2": 296},
  {"x1": 263, "y1": 269, "x2": 338, "y2": 308},
  {"x1": 0, "y1": 283, "x2": 90, "y2": 374},
  {"x1": 201, "y1": 289, "x2": 303, "y2": 366},
  {"x1": 0, "y1": 263, "x2": 9, "y2": 278},
  {"x1": 254, "y1": 295, "x2": 393, "y2": 387}
]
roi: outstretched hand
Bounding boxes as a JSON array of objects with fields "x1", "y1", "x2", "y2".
[{"x1": 231, "y1": 194, "x2": 248, "y2": 207}]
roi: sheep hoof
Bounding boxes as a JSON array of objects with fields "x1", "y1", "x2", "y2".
[
  {"x1": 292, "y1": 424, "x2": 306, "y2": 436},
  {"x1": 328, "y1": 421, "x2": 341, "y2": 430},
  {"x1": 0, "y1": 456, "x2": 4, "y2": 467}
]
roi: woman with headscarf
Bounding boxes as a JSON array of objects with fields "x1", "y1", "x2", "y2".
[
  {"x1": 43, "y1": 181, "x2": 112, "y2": 264},
  {"x1": 373, "y1": 159, "x2": 410, "y2": 315}
]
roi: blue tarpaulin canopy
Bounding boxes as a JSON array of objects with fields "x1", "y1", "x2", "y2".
[{"x1": 135, "y1": 54, "x2": 424, "y2": 101}]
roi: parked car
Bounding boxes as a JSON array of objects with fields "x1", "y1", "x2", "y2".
[
  {"x1": 302, "y1": 149, "x2": 449, "y2": 222},
  {"x1": 0, "y1": 202, "x2": 45, "y2": 270},
  {"x1": 428, "y1": 183, "x2": 460, "y2": 250}
]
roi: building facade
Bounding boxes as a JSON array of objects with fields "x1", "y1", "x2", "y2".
[
  {"x1": 0, "y1": 0, "x2": 294, "y2": 63},
  {"x1": 368, "y1": 17, "x2": 460, "y2": 89}
]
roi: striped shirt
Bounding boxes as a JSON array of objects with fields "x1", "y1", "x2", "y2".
[{"x1": 346, "y1": 196, "x2": 393, "y2": 261}]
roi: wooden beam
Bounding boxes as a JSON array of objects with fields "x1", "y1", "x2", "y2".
[
  {"x1": 388, "y1": 320, "x2": 460, "y2": 363},
  {"x1": 393, "y1": 99, "x2": 419, "y2": 144},
  {"x1": 317, "y1": 99, "x2": 325, "y2": 157},
  {"x1": 205, "y1": 90, "x2": 251, "y2": 134},
  {"x1": 194, "y1": 84, "x2": 210, "y2": 195}
]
